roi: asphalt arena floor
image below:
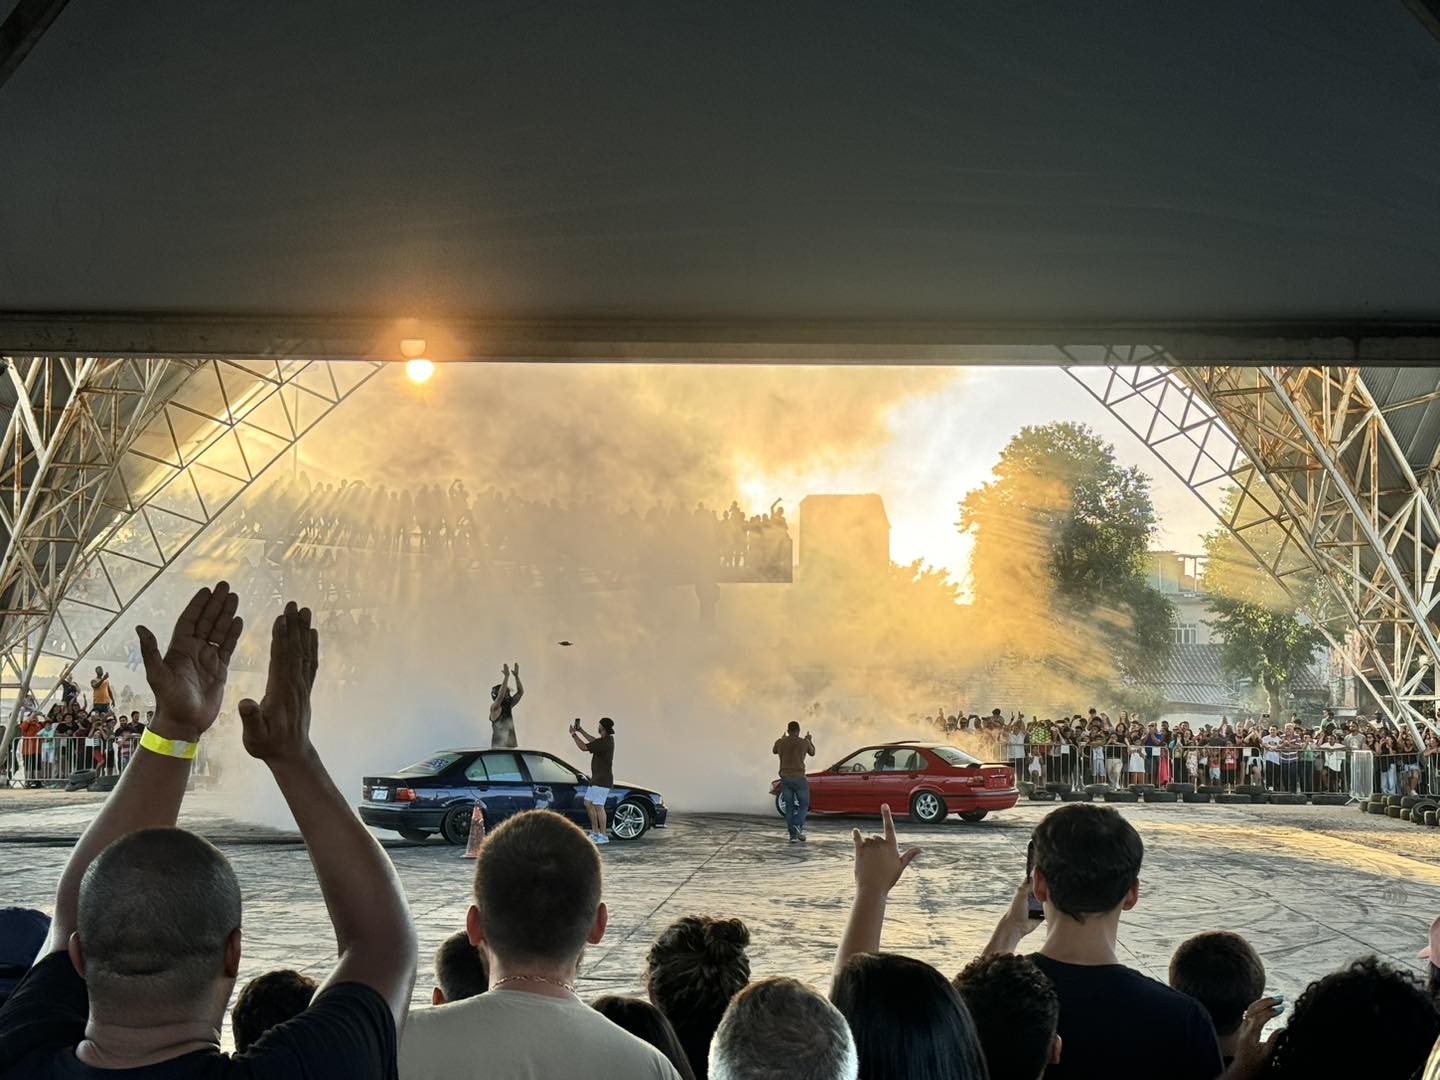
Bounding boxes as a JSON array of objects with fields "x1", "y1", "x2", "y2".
[{"x1": 3, "y1": 792, "x2": 1439, "y2": 1048}]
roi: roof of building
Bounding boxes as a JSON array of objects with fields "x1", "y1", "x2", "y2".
[{"x1": 3, "y1": 2, "x2": 1439, "y2": 344}]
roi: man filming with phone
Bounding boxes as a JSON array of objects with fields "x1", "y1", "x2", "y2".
[
  {"x1": 570, "y1": 717, "x2": 615, "y2": 845},
  {"x1": 773, "y1": 721, "x2": 815, "y2": 843}
]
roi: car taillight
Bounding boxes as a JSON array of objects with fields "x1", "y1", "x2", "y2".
[{"x1": 395, "y1": 788, "x2": 417, "y2": 802}]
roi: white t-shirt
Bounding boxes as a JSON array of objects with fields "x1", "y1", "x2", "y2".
[
  {"x1": 1262, "y1": 735, "x2": 1281, "y2": 764},
  {"x1": 399, "y1": 989, "x2": 683, "y2": 1080}
]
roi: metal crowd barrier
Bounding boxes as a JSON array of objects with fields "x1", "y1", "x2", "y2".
[
  {"x1": 1019, "y1": 742, "x2": 1381, "y2": 802},
  {"x1": 3, "y1": 732, "x2": 218, "y2": 789}
]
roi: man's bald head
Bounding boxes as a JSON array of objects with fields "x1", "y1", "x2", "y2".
[{"x1": 77, "y1": 828, "x2": 242, "y2": 1018}]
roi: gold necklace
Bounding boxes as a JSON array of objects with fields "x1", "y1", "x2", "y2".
[{"x1": 491, "y1": 974, "x2": 577, "y2": 994}]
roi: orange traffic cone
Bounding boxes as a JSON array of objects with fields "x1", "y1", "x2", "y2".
[{"x1": 462, "y1": 804, "x2": 487, "y2": 859}]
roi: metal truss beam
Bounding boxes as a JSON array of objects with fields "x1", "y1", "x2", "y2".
[
  {"x1": 0, "y1": 356, "x2": 382, "y2": 765},
  {"x1": 1064, "y1": 356, "x2": 1438, "y2": 747}
]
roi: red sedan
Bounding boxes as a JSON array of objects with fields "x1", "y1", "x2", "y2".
[{"x1": 769, "y1": 741, "x2": 1019, "y2": 824}]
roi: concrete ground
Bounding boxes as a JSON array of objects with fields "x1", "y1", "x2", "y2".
[{"x1": 3, "y1": 791, "x2": 1439, "y2": 1049}]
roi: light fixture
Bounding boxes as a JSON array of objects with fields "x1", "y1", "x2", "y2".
[
  {"x1": 406, "y1": 358, "x2": 435, "y2": 384},
  {"x1": 399, "y1": 338, "x2": 428, "y2": 359}
]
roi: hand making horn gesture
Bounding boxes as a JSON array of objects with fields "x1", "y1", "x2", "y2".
[
  {"x1": 852, "y1": 804, "x2": 922, "y2": 896},
  {"x1": 137, "y1": 581, "x2": 243, "y2": 742}
]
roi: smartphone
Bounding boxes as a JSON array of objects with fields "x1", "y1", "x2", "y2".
[{"x1": 1025, "y1": 839, "x2": 1045, "y2": 919}]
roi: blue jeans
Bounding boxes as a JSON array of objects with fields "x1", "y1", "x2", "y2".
[{"x1": 781, "y1": 777, "x2": 809, "y2": 838}]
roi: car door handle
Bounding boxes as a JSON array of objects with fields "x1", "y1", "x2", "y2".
[
  {"x1": 534, "y1": 785, "x2": 552, "y2": 796},
  {"x1": 908, "y1": 773, "x2": 922, "y2": 779}
]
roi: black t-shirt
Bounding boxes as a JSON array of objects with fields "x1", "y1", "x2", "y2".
[
  {"x1": 0, "y1": 953, "x2": 397, "y2": 1080},
  {"x1": 585, "y1": 734, "x2": 615, "y2": 787},
  {"x1": 1030, "y1": 954, "x2": 1222, "y2": 1080}
]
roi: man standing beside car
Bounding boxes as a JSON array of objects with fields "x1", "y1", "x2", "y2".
[
  {"x1": 570, "y1": 717, "x2": 616, "y2": 845},
  {"x1": 774, "y1": 721, "x2": 815, "y2": 843}
]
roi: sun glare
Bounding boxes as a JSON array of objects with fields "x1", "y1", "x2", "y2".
[{"x1": 406, "y1": 358, "x2": 435, "y2": 384}]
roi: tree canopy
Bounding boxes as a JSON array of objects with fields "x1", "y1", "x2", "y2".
[{"x1": 959, "y1": 421, "x2": 1173, "y2": 695}]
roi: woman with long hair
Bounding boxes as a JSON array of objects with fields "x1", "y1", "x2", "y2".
[{"x1": 831, "y1": 953, "x2": 989, "y2": 1080}]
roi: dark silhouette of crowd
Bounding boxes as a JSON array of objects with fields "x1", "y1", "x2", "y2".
[
  {"x1": 222, "y1": 475, "x2": 793, "y2": 597},
  {"x1": 3, "y1": 583, "x2": 1440, "y2": 1080}
]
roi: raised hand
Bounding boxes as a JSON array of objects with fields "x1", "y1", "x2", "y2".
[
  {"x1": 137, "y1": 581, "x2": 243, "y2": 742},
  {"x1": 852, "y1": 804, "x2": 922, "y2": 897},
  {"x1": 239, "y1": 602, "x2": 319, "y2": 765},
  {"x1": 502, "y1": 662, "x2": 510, "y2": 678}
]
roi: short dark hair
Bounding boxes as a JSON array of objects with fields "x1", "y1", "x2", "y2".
[
  {"x1": 830, "y1": 953, "x2": 987, "y2": 1080},
  {"x1": 473, "y1": 810, "x2": 600, "y2": 964},
  {"x1": 231, "y1": 969, "x2": 317, "y2": 1053},
  {"x1": 1168, "y1": 932, "x2": 1265, "y2": 1036},
  {"x1": 1031, "y1": 804, "x2": 1142, "y2": 920},
  {"x1": 434, "y1": 930, "x2": 489, "y2": 1002},
  {"x1": 599, "y1": 717, "x2": 615, "y2": 733},
  {"x1": 953, "y1": 953, "x2": 1057, "y2": 1080},
  {"x1": 787, "y1": 721, "x2": 801, "y2": 734},
  {"x1": 592, "y1": 996, "x2": 697, "y2": 1080},
  {"x1": 1262, "y1": 957, "x2": 1439, "y2": 1079},
  {"x1": 78, "y1": 829, "x2": 242, "y2": 1014},
  {"x1": 647, "y1": 915, "x2": 751, "y2": 1078}
]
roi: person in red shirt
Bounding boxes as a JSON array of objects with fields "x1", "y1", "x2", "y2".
[{"x1": 17, "y1": 717, "x2": 42, "y2": 788}]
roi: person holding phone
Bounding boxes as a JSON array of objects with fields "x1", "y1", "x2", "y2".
[
  {"x1": 773, "y1": 722, "x2": 815, "y2": 843},
  {"x1": 570, "y1": 717, "x2": 616, "y2": 845}
]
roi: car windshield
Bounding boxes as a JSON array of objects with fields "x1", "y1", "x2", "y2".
[
  {"x1": 395, "y1": 753, "x2": 463, "y2": 777},
  {"x1": 930, "y1": 746, "x2": 981, "y2": 768}
]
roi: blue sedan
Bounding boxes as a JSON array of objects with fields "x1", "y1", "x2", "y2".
[{"x1": 358, "y1": 747, "x2": 668, "y2": 844}]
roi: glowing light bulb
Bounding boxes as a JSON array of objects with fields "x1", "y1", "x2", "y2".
[{"x1": 406, "y1": 358, "x2": 435, "y2": 384}]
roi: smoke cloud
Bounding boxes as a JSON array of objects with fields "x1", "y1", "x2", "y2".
[{"x1": 105, "y1": 363, "x2": 1026, "y2": 823}]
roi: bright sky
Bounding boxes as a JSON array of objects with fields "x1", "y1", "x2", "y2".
[{"x1": 733, "y1": 366, "x2": 1214, "y2": 593}]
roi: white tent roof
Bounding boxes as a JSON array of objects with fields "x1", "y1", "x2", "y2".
[{"x1": 1, "y1": 1, "x2": 1438, "y2": 359}]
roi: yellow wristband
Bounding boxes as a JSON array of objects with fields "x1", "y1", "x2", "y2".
[{"x1": 140, "y1": 727, "x2": 199, "y2": 760}]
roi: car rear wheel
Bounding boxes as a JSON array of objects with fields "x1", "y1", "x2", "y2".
[
  {"x1": 775, "y1": 792, "x2": 790, "y2": 818},
  {"x1": 397, "y1": 828, "x2": 432, "y2": 843},
  {"x1": 610, "y1": 799, "x2": 651, "y2": 841},
  {"x1": 440, "y1": 804, "x2": 474, "y2": 846},
  {"x1": 910, "y1": 791, "x2": 946, "y2": 824},
  {"x1": 959, "y1": 810, "x2": 988, "y2": 822}
]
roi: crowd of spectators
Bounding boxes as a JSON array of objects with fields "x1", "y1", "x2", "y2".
[
  {"x1": 928, "y1": 705, "x2": 1440, "y2": 798},
  {"x1": 10, "y1": 668, "x2": 154, "y2": 788},
  {"x1": 4, "y1": 584, "x2": 1440, "y2": 1079},
  {"x1": 222, "y1": 474, "x2": 794, "y2": 591}
]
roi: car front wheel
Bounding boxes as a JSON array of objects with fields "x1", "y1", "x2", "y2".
[
  {"x1": 910, "y1": 791, "x2": 947, "y2": 824},
  {"x1": 610, "y1": 799, "x2": 651, "y2": 841},
  {"x1": 775, "y1": 791, "x2": 790, "y2": 818},
  {"x1": 440, "y1": 804, "x2": 475, "y2": 846}
]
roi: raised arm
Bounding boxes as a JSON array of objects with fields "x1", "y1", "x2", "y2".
[
  {"x1": 240, "y1": 603, "x2": 417, "y2": 1025},
  {"x1": 489, "y1": 665, "x2": 510, "y2": 721},
  {"x1": 832, "y1": 805, "x2": 921, "y2": 990},
  {"x1": 509, "y1": 661, "x2": 524, "y2": 706},
  {"x1": 41, "y1": 583, "x2": 242, "y2": 956}
]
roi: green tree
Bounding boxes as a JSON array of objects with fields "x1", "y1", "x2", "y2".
[
  {"x1": 1200, "y1": 488, "x2": 1327, "y2": 717},
  {"x1": 959, "y1": 422, "x2": 1174, "y2": 689}
]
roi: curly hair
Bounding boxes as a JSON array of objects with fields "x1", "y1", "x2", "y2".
[
  {"x1": 646, "y1": 915, "x2": 751, "y2": 1080},
  {"x1": 1261, "y1": 956, "x2": 1439, "y2": 1079},
  {"x1": 953, "y1": 953, "x2": 1057, "y2": 1080}
]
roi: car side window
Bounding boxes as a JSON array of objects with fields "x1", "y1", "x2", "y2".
[
  {"x1": 894, "y1": 750, "x2": 924, "y2": 771},
  {"x1": 463, "y1": 756, "x2": 489, "y2": 782},
  {"x1": 523, "y1": 753, "x2": 581, "y2": 785},
  {"x1": 835, "y1": 750, "x2": 877, "y2": 773},
  {"x1": 483, "y1": 752, "x2": 525, "y2": 783}
]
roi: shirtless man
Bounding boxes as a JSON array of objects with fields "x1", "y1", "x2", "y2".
[{"x1": 489, "y1": 662, "x2": 524, "y2": 748}]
